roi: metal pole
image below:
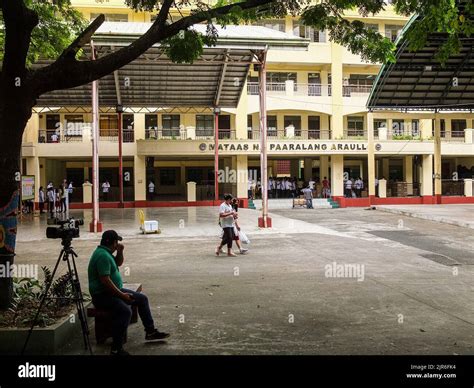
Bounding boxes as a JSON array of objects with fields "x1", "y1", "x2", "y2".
[
  {"x1": 258, "y1": 49, "x2": 269, "y2": 227},
  {"x1": 91, "y1": 41, "x2": 100, "y2": 233},
  {"x1": 214, "y1": 111, "x2": 219, "y2": 201},
  {"x1": 118, "y1": 110, "x2": 124, "y2": 207}
]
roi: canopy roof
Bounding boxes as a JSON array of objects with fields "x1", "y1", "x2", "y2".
[
  {"x1": 368, "y1": 7, "x2": 474, "y2": 112},
  {"x1": 34, "y1": 22, "x2": 308, "y2": 110}
]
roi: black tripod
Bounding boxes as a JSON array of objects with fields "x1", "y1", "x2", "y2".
[{"x1": 22, "y1": 236, "x2": 93, "y2": 355}]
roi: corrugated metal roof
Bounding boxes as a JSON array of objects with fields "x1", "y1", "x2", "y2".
[{"x1": 35, "y1": 23, "x2": 308, "y2": 109}]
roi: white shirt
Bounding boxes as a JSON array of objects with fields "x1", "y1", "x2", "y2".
[
  {"x1": 148, "y1": 182, "x2": 155, "y2": 193},
  {"x1": 248, "y1": 180, "x2": 252, "y2": 190},
  {"x1": 47, "y1": 190, "x2": 55, "y2": 202},
  {"x1": 39, "y1": 190, "x2": 45, "y2": 203},
  {"x1": 309, "y1": 180, "x2": 315, "y2": 189},
  {"x1": 345, "y1": 180, "x2": 353, "y2": 189},
  {"x1": 219, "y1": 202, "x2": 234, "y2": 228},
  {"x1": 102, "y1": 182, "x2": 110, "y2": 193},
  {"x1": 286, "y1": 181, "x2": 291, "y2": 190}
]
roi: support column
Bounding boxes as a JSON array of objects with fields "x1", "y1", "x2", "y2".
[
  {"x1": 290, "y1": 159, "x2": 299, "y2": 178},
  {"x1": 421, "y1": 154, "x2": 433, "y2": 203},
  {"x1": 134, "y1": 155, "x2": 146, "y2": 202},
  {"x1": 382, "y1": 158, "x2": 389, "y2": 180},
  {"x1": 134, "y1": 113, "x2": 145, "y2": 140},
  {"x1": 433, "y1": 117, "x2": 442, "y2": 203},
  {"x1": 180, "y1": 163, "x2": 186, "y2": 198},
  {"x1": 331, "y1": 155, "x2": 344, "y2": 200},
  {"x1": 235, "y1": 79, "x2": 248, "y2": 139},
  {"x1": 367, "y1": 112, "x2": 375, "y2": 202},
  {"x1": 330, "y1": 42, "x2": 344, "y2": 139},
  {"x1": 320, "y1": 156, "x2": 329, "y2": 181},
  {"x1": 304, "y1": 158, "x2": 313, "y2": 182},
  {"x1": 26, "y1": 157, "x2": 40, "y2": 205},
  {"x1": 236, "y1": 155, "x2": 248, "y2": 203},
  {"x1": 404, "y1": 156, "x2": 414, "y2": 196}
]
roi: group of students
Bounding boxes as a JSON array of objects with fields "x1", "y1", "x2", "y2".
[
  {"x1": 248, "y1": 176, "x2": 332, "y2": 200},
  {"x1": 38, "y1": 180, "x2": 73, "y2": 215},
  {"x1": 344, "y1": 177, "x2": 365, "y2": 198}
]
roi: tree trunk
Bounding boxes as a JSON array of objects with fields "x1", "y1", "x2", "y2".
[{"x1": 0, "y1": 94, "x2": 34, "y2": 309}]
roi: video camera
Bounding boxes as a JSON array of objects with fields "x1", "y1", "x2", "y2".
[{"x1": 46, "y1": 217, "x2": 84, "y2": 240}]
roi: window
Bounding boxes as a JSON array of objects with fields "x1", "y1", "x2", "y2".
[
  {"x1": 346, "y1": 74, "x2": 375, "y2": 94},
  {"x1": 252, "y1": 19, "x2": 285, "y2": 32},
  {"x1": 99, "y1": 115, "x2": 118, "y2": 129},
  {"x1": 441, "y1": 119, "x2": 446, "y2": 137},
  {"x1": 411, "y1": 119, "x2": 419, "y2": 137},
  {"x1": 196, "y1": 115, "x2": 214, "y2": 136},
  {"x1": 64, "y1": 115, "x2": 84, "y2": 137},
  {"x1": 145, "y1": 114, "x2": 158, "y2": 129},
  {"x1": 247, "y1": 115, "x2": 253, "y2": 131},
  {"x1": 374, "y1": 119, "x2": 387, "y2": 138},
  {"x1": 196, "y1": 115, "x2": 214, "y2": 129},
  {"x1": 162, "y1": 114, "x2": 180, "y2": 129},
  {"x1": 292, "y1": 21, "x2": 326, "y2": 42},
  {"x1": 451, "y1": 119, "x2": 467, "y2": 137},
  {"x1": 218, "y1": 115, "x2": 231, "y2": 130},
  {"x1": 284, "y1": 116, "x2": 301, "y2": 136},
  {"x1": 267, "y1": 115, "x2": 277, "y2": 136},
  {"x1": 266, "y1": 72, "x2": 297, "y2": 83},
  {"x1": 365, "y1": 23, "x2": 379, "y2": 32},
  {"x1": 46, "y1": 114, "x2": 60, "y2": 130},
  {"x1": 91, "y1": 13, "x2": 128, "y2": 22},
  {"x1": 347, "y1": 116, "x2": 364, "y2": 136},
  {"x1": 308, "y1": 73, "x2": 322, "y2": 96},
  {"x1": 385, "y1": 24, "x2": 403, "y2": 42},
  {"x1": 122, "y1": 114, "x2": 134, "y2": 142},
  {"x1": 308, "y1": 116, "x2": 320, "y2": 139},
  {"x1": 392, "y1": 120, "x2": 405, "y2": 136},
  {"x1": 159, "y1": 168, "x2": 177, "y2": 186}
]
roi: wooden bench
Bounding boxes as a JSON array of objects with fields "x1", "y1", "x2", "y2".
[{"x1": 87, "y1": 283, "x2": 142, "y2": 344}]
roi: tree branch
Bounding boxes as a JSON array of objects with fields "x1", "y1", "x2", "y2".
[{"x1": 31, "y1": 0, "x2": 275, "y2": 96}]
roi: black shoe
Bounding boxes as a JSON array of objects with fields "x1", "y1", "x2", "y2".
[
  {"x1": 145, "y1": 329, "x2": 170, "y2": 341},
  {"x1": 111, "y1": 348, "x2": 130, "y2": 356}
]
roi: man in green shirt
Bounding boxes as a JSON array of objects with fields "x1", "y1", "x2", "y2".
[{"x1": 88, "y1": 230, "x2": 169, "y2": 355}]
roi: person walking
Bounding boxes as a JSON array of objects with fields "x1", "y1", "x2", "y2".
[
  {"x1": 61, "y1": 182, "x2": 68, "y2": 212},
  {"x1": 102, "y1": 180, "x2": 111, "y2": 201},
  {"x1": 39, "y1": 186, "x2": 45, "y2": 214},
  {"x1": 47, "y1": 186, "x2": 55, "y2": 216},
  {"x1": 322, "y1": 176, "x2": 330, "y2": 198},
  {"x1": 216, "y1": 194, "x2": 237, "y2": 257},
  {"x1": 302, "y1": 186, "x2": 314, "y2": 209},
  {"x1": 345, "y1": 178, "x2": 353, "y2": 198}
]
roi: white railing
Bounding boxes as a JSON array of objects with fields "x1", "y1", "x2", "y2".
[{"x1": 247, "y1": 82, "x2": 332, "y2": 97}]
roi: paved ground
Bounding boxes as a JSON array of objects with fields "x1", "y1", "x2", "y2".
[
  {"x1": 12, "y1": 205, "x2": 474, "y2": 355},
  {"x1": 378, "y1": 204, "x2": 474, "y2": 229}
]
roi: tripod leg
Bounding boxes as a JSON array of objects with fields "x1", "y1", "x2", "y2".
[
  {"x1": 66, "y1": 251, "x2": 93, "y2": 355},
  {"x1": 21, "y1": 248, "x2": 66, "y2": 355}
]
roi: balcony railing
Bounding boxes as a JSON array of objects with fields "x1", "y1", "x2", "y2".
[
  {"x1": 343, "y1": 129, "x2": 367, "y2": 139},
  {"x1": 441, "y1": 179, "x2": 464, "y2": 196},
  {"x1": 145, "y1": 128, "x2": 236, "y2": 140},
  {"x1": 249, "y1": 129, "x2": 332, "y2": 140},
  {"x1": 343, "y1": 85, "x2": 372, "y2": 97},
  {"x1": 247, "y1": 82, "x2": 332, "y2": 97},
  {"x1": 38, "y1": 129, "x2": 82, "y2": 143}
]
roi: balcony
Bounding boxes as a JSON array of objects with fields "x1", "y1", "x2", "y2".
[
  {"x1": 342, "y1": 85, "x2": 372, "y2": 97},
  {"x1": 144, "y1": 127, "x2": 236, "y2": 140},
  {"x1": 249, "y1": 129, "x2": 332, "y2": 140},
  {"x1": 247, "y1": 82, "x2": 332, "y2": 97},
  {"x1": 38, "y1": 128, "x2": 135, "y2": 143}
]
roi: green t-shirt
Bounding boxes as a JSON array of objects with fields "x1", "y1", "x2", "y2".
[{"x1": 88, "y1": 245, "x2": 123, "y2": 296}]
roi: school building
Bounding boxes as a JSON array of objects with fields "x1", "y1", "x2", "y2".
[{"x1": 21, "y1": 0, "x2": 474, "y2": 208}]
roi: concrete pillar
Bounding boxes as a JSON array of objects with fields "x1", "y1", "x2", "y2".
[
  {"x1": 320, "y1": 156, "x2": 329, "y2": 181},
  {"x1": 367, "y1": 112, "x2": 376, "y2": 198},
  {"x1": 290, "y1": 159, "x2": 299, "y2": 178},
  {"x1": 235, "y1": 79, "x2": 248, "y2": 139},
  {"x1": 464, "y1": 179, "x2": 473, "y2": 197},
  {"x1": 304, "y1": 158, "x2": 313, "y2": 182},
  {"x1": 382, "y1": 158, "x2": 390, "y2": 180},
  {"x1": 378, "y1": 179, "x2": 387, "y2": 198},
  {"x1": 420, "y1": 118, "x2": 432, "y2": 139},
  {"x1": 404, "y1": 156, "x2": 414, "y2": 195},
  {"x1": 421, "y1": 154, "x2": 433, "y2": 198},
  {"x1": 433, "y1": 118, "x2": 442, "y2": 201},
  {"x1": 465, "y1": 128, "x2": 473, "y2": 143},
  {"x1": 134, "y1": 113, "x2": 145, "y2": 140},
  {"x1": 236, "y1": 155, "x2": 248, "y2": 198},
  {"x1": 186, "y1": 182, "x2": 196, "y2": 202},
  {"x1": 330, "y1": 42, "x2": 343, "y2": 139},
  {"x1": 331, "y1": 155, "x2": 344, "y2": 197},
  {"x1": 26, "y1": 157, "x2": 40, "y2": 203},
  {"x1": 83, "y1": 182, "x2": 93, "y2": 204},
  {"x1": 134, "y1": 155, "x2": 146, "y2": 201}
]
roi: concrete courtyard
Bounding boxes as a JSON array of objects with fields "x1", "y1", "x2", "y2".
[{"x1": 13, "y1": 204, "x2": 474, "y2": 355}]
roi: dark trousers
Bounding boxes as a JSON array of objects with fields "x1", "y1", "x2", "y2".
[
  {"x1": 92, "y1": 288, "x2": 155, "y2": 349},
  {"x1": 61, "y1": 198, "x2": 67, "y2": 212},
  {"x1": 39, "y1": 202, "x2": 44, "y2": 213},
  {"x1": 220, "y1": 227, "x2": 234, "y2": 249},
  {"x1": 48, "y1": 201, "x2": 54, "y2": 215},
  {"x1": 345, "y1": 188, "x2": 352, "y2": 198}
]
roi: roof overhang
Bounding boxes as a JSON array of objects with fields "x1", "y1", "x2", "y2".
[
  {"x1": 34, "y1": 22, "x2": 309, "y2": 110},
  {"x1": 368, "y1": 4, "x2": 474, "y2": 112}
]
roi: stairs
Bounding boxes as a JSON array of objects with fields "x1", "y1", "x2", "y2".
[{"x1": 251, "y1": 198, "x2": 340, "y2": 210}]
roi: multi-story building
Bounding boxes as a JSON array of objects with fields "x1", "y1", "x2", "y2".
[{"x1": 21, "y1": 0, "x2": 474, "y2": 208}]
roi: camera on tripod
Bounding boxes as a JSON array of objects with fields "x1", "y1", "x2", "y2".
[{"x1": 46, "y1": 217, "x2": 84, "y2": 239}]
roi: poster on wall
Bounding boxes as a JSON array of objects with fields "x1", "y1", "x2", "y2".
[{"x1": 21, "y1": 175, "x2": 35, "y2": 201}]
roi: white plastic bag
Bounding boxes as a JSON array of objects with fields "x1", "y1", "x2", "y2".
[{"x1": 239, "y1": 230, "x2": 250, "y2": 245}]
